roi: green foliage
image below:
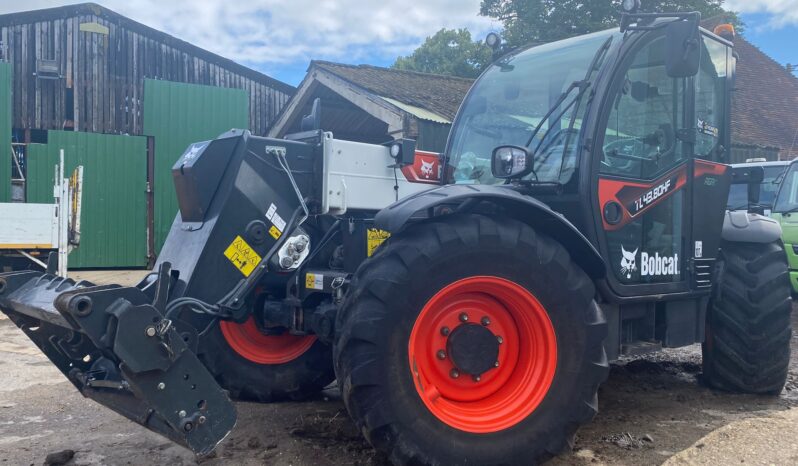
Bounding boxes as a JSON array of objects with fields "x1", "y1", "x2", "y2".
[
  {"x1": 479, "y1": 0, "x2": 743, "y2": 48},
  {"x1": 393, "y1": 29, "x2": 492, "y2": 78}
]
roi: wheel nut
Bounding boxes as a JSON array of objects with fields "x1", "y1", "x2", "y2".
[
  {"x1": 436, "y1": 350, "x2": 446, "y2": 360},
  {"x1": 495, "y1": 361, "x2": 500, "y2": 368},
  {"x1": 472, "y1": 375, "x2": 481, "y2": 382},
  {"x1": 481, "y1": 317, "x2": 491, "y2": 326},
  {"x1": 178, "y1": 410, "x2": 187, "y2": 418},
  {"x1": 157, "y1": 382, "x2": 166, "y2": 390},
  {"x1": 440, "y1": 327, "x2": 450, "y2": 336},
  {"x1": 497, "y1": 335, "x2": 503, "y2": 344},
  {"x1": 198, "y1": 416, "x2": 207, "y2": 425},
  {"x1": 459, "y1": 313, "x2": 469, "y2": 322},
  {"x1": 450, "y1": 369, "x2": 460, "y2": 379},
  {"x1": 145, "y1": 326, "x2": 157, "y2": 337}
]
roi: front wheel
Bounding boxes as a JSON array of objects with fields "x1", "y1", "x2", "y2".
[
  {"x1": 334, "y1": 214, "x2": 609, "y2": 465},
  {"x1": 196, "y1": 317, "x2": 335, "y2": 402}
]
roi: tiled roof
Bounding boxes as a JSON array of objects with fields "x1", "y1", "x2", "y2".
[
  {"x1": 312, "y1": 61, "x2": 474, "y2": 122},
  {"x1": 730, "y1": 36, "x2": 798, "y2": 155},
  {"x1": 312, "y1": 28, "x2": 798, "y2": 155}
]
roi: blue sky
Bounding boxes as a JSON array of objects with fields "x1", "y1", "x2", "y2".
[
  {"x1": 738, "y1": 12, "x2": 798, "y2": 74},
  {"x1": 0, "y1": 1, "x2": 795, "y2": 86}
]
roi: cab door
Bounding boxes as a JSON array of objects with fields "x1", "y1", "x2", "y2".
[
  {"x1": 594, "y1": 32, "x2": 692, "y2": 296},
  {"x1": 593, "y1": 32, "x2": 733, "y2": 297}
]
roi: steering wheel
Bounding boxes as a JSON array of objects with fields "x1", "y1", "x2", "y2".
[{"x1": 602, "y1": 125, "x2": 676, "y2": 171}]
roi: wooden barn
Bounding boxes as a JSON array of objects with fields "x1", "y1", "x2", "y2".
[
  {"x1": 0, "y1": 3, "x2": 294, "y2": 268},
  {"x1": 0, "y1": 2, "x2": 293, "y2": 137}
]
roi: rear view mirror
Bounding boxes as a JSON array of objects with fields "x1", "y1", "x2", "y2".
[{"x1": 665, "y1": 20, "x2": 701, "y2": 78}]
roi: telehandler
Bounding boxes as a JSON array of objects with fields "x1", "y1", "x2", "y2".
[{"x1": 0, "y1": 6, "x2": 790, "y2": 465}]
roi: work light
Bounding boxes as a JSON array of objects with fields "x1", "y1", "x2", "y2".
[
  {"x1": 622, "y1": 0, "x2": 640, "y2": 13},
  {"x1": 485, "y1": 32, "x2": 501, "y2": 50}
]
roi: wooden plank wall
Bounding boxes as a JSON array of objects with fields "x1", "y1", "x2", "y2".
[{"x1": 0, "y1": 13, "x2": 292, "y2": 136}]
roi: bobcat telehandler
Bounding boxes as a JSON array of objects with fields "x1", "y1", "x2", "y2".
[{"x1": 0, "y1": 6, "x2": 791, "y2": 465}]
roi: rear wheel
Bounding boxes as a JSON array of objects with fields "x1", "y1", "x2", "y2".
[
  {"x1": 197, "y1": 317, "x2": 335, "y2": 402},
  {"x1": 703, "y1": 241, "x2": 792, "y2": 394},
  {"x1": 334, "y1": 214, "x2": 609, "y2": 464}
]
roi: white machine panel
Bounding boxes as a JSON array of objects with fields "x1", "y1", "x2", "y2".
[
  {"x1": 0, "y1": 203, "x2": 58, "y2": 249},
  {"x1": 321, "y1": 134, "x2": 433, "y2": 214}
]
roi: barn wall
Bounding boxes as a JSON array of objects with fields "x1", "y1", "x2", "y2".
[
  {"x1": 27, "y1": 131, "x2": 148, "y2": 268},
  {"x1": 143, "y1": 79, "x2": 249, "y2": 252},
  {"x1": 0, "y1": 10, "x2": 292, "y2": 136}
]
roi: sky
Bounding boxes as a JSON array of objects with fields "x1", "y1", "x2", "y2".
[{"x1": 0, "y1": 1, "x2": 795, "y2": 86}]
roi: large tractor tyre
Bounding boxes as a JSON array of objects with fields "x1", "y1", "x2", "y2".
[
  {"x1": 334, "y1": 214, "x2": 609, "y2": 465},
  {"x1": 703, "y1": 241, "x2": 792, "y2": 395},
  {"x1": 197, "y1": 318, "x2": 335, "y2": 402}
]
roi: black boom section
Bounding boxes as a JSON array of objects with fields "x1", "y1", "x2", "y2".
[
  {"x1": 375, "y1": 184, "x2": 606, "y2": 279},
  {"x1": 161, "y1": 129, "x2": 318, "y2": 304},
  {"x1": 0, "y1": 270, "x2": 236, "y2": 455}
]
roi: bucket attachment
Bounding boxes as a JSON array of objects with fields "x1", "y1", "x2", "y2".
[{"x1": 0, "y1": 268, "x2": 236, "y2": 455}]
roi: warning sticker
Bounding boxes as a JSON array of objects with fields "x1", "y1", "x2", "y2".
[
  {"x1": 305, "y1": 273, "x2": 324, "y2": 290},
  {"x1": 272, "y1": 212, "x2": 286, "y2": 232},
  {"x1": 367, "y1": 228, "x2": 391, "y2": 257},
  {"x1": 269, "y1": 225, "x2": 282, "y2": 239},
  {"x1": 224, "y1": 236, "x2": 262, "y2": 277},
  {"x1": 266, "y1": 203, "x2": 277, "y2": 220}
]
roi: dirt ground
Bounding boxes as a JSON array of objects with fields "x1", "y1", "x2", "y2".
[{"x1": 1, "y1": 270, "x2": 798, "y2": 465}]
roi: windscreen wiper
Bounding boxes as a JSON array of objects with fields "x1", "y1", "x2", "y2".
[{"x1": 524, "y1": 80, "x2": 589, "y2": 149}]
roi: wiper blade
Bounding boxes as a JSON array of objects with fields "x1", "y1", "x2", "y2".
[{"x1": 524, "y1": 80, "x2": 587, "y2": 148}]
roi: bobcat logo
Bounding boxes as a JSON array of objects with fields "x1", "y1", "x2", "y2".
[
  {"x1": 620, "y1": 246, "x2": 638, "y2": 279},
  {"x1": 420, "y1": 159, "x2": 436, "y2": 179}
]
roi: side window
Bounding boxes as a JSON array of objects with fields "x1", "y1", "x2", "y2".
[
  {"x1": 695, "y1": 36, "x2": 727, "y2": 161},
  {"x1": 601, "y1": 36, "x2": 686, "y2": 179}
]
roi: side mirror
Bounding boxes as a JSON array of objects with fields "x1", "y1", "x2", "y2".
[
  {"x1": 665, "y1": 20, "x2": 701, "y2": 78},
  {"x1": 491, "y1": 146, "x2": 534, "y2": 179}
]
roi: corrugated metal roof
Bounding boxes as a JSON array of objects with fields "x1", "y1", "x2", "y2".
[
  {"x1": 27, "y1": 131, "x2": 148, "y2": 268},
  {"x1": 0, "y1": 63, "x2": 11, "y2": 202},
  {"x1": 143, "y1": 79, "x2": 249, "y2": 252},
  {"x1": 381, "y1": 97, "x2": 451, "y2": 124}
]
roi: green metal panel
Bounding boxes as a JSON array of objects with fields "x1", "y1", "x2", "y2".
[
  {"x1": 0, "y1": 63, "x2": 11, "y2": 202},
  {"x1": 417, "y1": 120, "x2": 451, "y2": 153},
  {"x1": 27, "y1": 131, "x2": 148, "y2": 268},
  {"x1": 143, "y1": 79, "x2": 249, "y2": 252}
]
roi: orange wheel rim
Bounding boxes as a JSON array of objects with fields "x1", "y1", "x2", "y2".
[
  {"x1": 220, "y1": 317, "x2": 316, "y2": 365},
  {"x1": 408, "y1": 276, "x2": 557, "y2": 433}
]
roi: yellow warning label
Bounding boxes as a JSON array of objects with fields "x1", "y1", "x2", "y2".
[
  {"x1": 305, "y1": 273, "x2": 324, "y2": 290},
  {"x1": 224, "y1": 235, "x2": 262, "y2": 277},
  {"x1": 269, "y1": 225, "x2": 282, "y2": 239},
  {"x1": 367, "y1": 228, "x2": 391, "y2": 257}
]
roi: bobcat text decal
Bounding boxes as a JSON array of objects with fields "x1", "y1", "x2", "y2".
[{"x1": 619, "y1": 246, "x2": 680, "y2": 280}]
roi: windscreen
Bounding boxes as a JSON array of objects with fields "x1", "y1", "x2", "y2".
[
  {"x1": 728, "y1": 165, "x2": 788, "y2": 210},
  {"x1": 774, "y1": 163, "x2": 798, "y2": 213},
  {"x1": 446, "y1": 29, "x2": 620, "y2": 186}
]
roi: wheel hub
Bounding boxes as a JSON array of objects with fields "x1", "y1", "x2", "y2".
[
  {"x1": 408, "y1": 276, "x2": 558, "y2": 433},
  {"x1": 446, "y1": 323, "x2": 499, "y2": 377}
]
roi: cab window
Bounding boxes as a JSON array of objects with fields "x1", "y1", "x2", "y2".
[
  {"x1": 601, "y1": 36, "x2": 686, "y2": 179},
  {"x1": 695, "y1": 36, "x2": 728, "y2": 160}
]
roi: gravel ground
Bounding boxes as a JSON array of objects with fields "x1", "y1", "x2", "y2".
[{"x1": 1, "y1": 271, "x2": 797, "y2": 465}]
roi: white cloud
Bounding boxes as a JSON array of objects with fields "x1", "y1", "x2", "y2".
[
  {"x1": 0, "y1": 1, "x2": 495, "y2": 71},
  {"x1": 725, "y1": 0, "x2": 798, "y2": 27}
]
